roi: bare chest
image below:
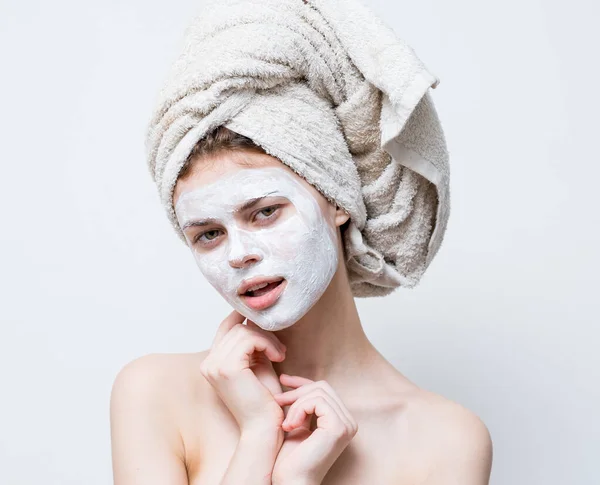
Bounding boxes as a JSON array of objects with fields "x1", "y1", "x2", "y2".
[
  {"x1": 184, "y1": 409, "x2": 424, "y2": 485},
  {"x1": 188, "y1": 440, "x2": 398, "y2": 485}
]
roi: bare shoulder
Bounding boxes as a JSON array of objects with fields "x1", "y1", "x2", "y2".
[
  {"x1": 110, "y1": 350, "x2": 212, "y2": 446},
  {"x1": 111, "y1": 350, "x2": 211, "y2": 405},
  {"x1": 399, "y1": 388, "x2": 493, "y2": 484},
  {"x1": 109, "y1": 351, "x2": 212, "y2": 483}
]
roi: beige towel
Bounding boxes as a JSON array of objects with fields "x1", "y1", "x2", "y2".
[{"x1": 145, "y1": 0, "x2": 450, "y2": 297}]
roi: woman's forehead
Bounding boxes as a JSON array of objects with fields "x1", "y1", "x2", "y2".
[
  {"x1": 173, "y1": 150, "x2": 301, "y2": 202},
  {"x1": 174, "y1": 167, "x2": 304, "y2": 217},
  {"x1": 182, "y1": 150, "x2": 287, "y2": 184}
]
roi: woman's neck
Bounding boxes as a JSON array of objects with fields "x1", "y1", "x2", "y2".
[{"x1": 271, "y1": 263, "x2": 378, "y2": 384}]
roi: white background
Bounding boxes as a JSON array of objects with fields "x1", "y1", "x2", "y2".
[{"x1": 0, "y1": 0, "x2": 598, "y2": 483}]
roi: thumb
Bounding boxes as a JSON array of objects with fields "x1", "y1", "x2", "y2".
[{"x1": 213, "y1": 309, "x2": 246, "y2": 346}]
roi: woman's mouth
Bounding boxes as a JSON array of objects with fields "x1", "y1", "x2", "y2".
[{"x1": 239, "y1": 278, "x2": 287, "y2": 311}]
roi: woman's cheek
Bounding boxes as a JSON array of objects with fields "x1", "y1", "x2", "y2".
[
  {"x1": 268, "y1": 220, "x2": 313, "y2": 256},
  {"x1": 270, "y1": 234, "x2": 299, "y2": 259},
  {"x1": 195, "y1": 249, "x2": 229, "y2": 290}
]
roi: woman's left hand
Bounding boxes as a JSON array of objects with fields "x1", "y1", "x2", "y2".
[{"x1": 271, "y1": 374, "x2": 359, "y2": 485}]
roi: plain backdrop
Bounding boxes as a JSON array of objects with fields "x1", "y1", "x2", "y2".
[{"x1": 0, "y1": 0, "x2": 598, "y2": 483}]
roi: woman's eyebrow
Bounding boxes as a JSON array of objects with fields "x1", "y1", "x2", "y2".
[
  {"x1": 180, "y1": 191, "x2": 281, "y2": 230},
  {"x1": 234, "y1": 191, "x2": 278, "y2": 213},
  {"x1": 181, "y1": 218, "x2": 218, "y2": 231}
]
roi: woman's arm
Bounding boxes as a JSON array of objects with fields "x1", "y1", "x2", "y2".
[
  {"x1": 110, "y1": 355, "x2": 188, "y2": 485},
  {"x1": 219, "y1": 424, "x2": 281, "y2": 485},
  {"x1": 109, "y1": 354, "x2": 282, "y2": 485}
]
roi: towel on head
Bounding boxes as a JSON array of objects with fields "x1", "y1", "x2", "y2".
[{"x1": 145, "y1": 0, "x2": 450, "y2": 297}]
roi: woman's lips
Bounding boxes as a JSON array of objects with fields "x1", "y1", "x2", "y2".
[{"x1": 240, "y1": 279, "x2": 287, "y2": 311}]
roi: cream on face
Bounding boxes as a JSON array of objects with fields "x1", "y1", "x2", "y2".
[{"x1": 174, "y1": 166, "x2": 339, "y2": 331}]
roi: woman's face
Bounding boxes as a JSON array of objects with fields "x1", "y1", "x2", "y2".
[{"x1": 173, "y1": 150, "x2": 347, "y2": 331}]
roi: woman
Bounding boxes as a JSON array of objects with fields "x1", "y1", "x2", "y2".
[
  {"x1": 111, "y1": 1, "x2": 492, "y2": 483},
  {"x1": 111, "y1": 128, "x2": 492, "y2": 485}
]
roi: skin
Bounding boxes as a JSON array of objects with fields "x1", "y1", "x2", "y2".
[
  {"x1": 110, "y1": 150, "x2": 493, "y2": 485},
  {"x1": 173, "y1": 166, "x2": 340, "y2": 331}
]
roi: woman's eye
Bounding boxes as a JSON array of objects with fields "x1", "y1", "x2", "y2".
[
  {"x1": 260, "y1": 207, "x2": 276, "y2": 217},
  {"x1": 255, "y1": 205, "x2": 280, "y2": 221},
  {"x1": 194, "y1": 229, "x2": 222, "y2": 245}
]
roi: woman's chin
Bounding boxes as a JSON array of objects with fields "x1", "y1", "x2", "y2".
[{"x1": 240, "y1": 308, "x2": 301, "y2": 333}]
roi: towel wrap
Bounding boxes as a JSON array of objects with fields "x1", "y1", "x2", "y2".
[{"x1": 145, "y1": 0, "x2": 450, "y2": 297}]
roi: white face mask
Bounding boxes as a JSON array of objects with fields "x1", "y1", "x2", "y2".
[{"x1": 174, "y1": 166, "x2": 339, "y2": 331}]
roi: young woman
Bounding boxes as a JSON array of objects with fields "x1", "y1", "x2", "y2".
[{"x1": 110, "y1": 126, "x2": 493, "y2": 485}]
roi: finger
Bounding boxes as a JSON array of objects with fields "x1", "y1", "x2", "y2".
[
  {"x1": 253, "y1": 359, "x2": 284, "y2": 396},
  {"x1": 207, "y1": 324, "x2": 283, "y2": 379},
  {"x1": 278, "y1": 373, "x2": 313, "y2": 389},
  {"x1": 315, "y1": 381, "x2": 356, "y2": 430},
  {"x1": 274, "y1": 377, "x2": 319, "y2": 402},
  {"x1": 217, "y1": 319, "x2": 286, "y2": 362},
  {"x1": 246, "y1": 319, "x2": 286, "y2": 350},
  {"x1": 275, "y1": 374, "x2": 315, "y2": 398},
  {"x1": 285, "y1": 411, "x2": 312, "y2": 436},
  {"x1": 212, "y1": 310, "x2": 246, "y2": 346},
  {"x1": 240, "y1": 319, "x2": 287, "y2": 354},
  {"x1": 223, "y1": 331, "x2": 286, "y2": 369},
  {"x1": 277, "y1": 379, "x2": 352, "y2": 426},
  {"x1": 282, "y1": 395, "x2": 342, "y2": 433},
  {"x1": 276, "y1": 386, "x2": 353, "y2": 432}
]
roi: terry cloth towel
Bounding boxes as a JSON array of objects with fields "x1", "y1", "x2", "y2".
[{"x1": 145, "y1": 0, "x2": 450, "y2": 297}]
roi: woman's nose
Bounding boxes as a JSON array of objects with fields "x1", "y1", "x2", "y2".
[
  {"x1": 229, "y1": 252, "x2": 262, "y2": 269},
  {"x1": 227, "y1": 231, "x2": 263, "y2": 269}
]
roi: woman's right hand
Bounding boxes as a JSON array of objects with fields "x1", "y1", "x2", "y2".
[{"x1": 200, "y1": 309, "x2": 287, "y2": 435}]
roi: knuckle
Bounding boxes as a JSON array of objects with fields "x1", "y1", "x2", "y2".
[
  {"x1": 253, "y1": 332, "x2": 268, "y2": 344},
  {"x1": 316, "y1": 379, "x2": 328, "y2": 388},
  {"x1": 203, "y1": 365, "x2": 218, "y2": 381},
  {"x1": 199, "y1": 358, "x2": 213, "y2": 377},
  {"x1": 257, "y1": 335, "x2": 274, "y2": 351},
  {"x1": 291, "y1": 395, "x2": 307, "y2": 407},
  {"x1": 294, "y1": 395, "x2": 313, "y2": 410},
  {"x1": 322, "y1": 381, "x2": 336, "y2": 394},
  {"x1": 268, "y1": 334, "x2": 281, "y2": 347},
  {"x1": 217, "y1": 366, "x2": 235, "y2": 379},
  {"x1": 331, "y1": 424, "x2": 348, "y2": 439},
  {"x1": 316, "y1": 380, "x2": 337, "y2": 396},
  {"x1": 245, "y1": 331, "x2": 260, "y2": 343}
]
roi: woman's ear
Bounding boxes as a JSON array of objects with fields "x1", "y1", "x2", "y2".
[{"x1": 334, "y1": 206, "x2": 351, "y2": 227}]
